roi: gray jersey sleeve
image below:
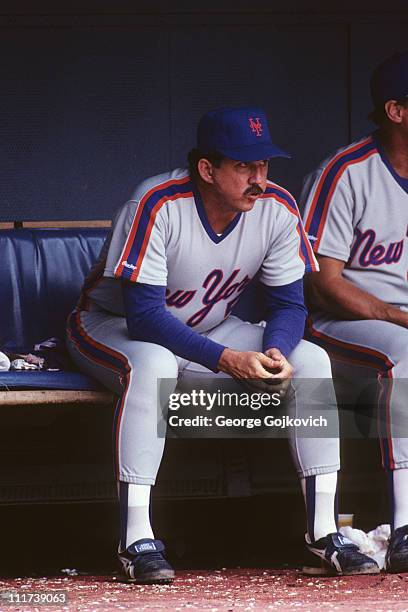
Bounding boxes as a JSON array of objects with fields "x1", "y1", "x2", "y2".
[
  {"x1": 104, "y1": 199, "x2": 168, "y2": 285},
  {"x1": 259, "y1": 204, "x2": 312, "y2": 286},
  {"x1": 301, "y1": 169, "x2": 355, "y2": 263}
]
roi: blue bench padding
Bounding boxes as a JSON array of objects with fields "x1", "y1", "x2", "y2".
[
  {"x1": 0, "y1": 371, "x2": 106, "y2": 391},
  {"x1": 1, "y1": 228, "x2": 108, "y2": 350},
  {"x1": 1, "y1": 228, "x2": 109, "y2": 392}
]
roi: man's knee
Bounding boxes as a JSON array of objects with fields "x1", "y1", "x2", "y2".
[
  {"x1": 124, "y1": 343, "x2": 179, "y2": 384},
  {"x1": 290, "y1": 340, "x2": 333, "y2": 378},
  {"x1": 382, "y1": 331, "x2": 408, "y2": 375}
]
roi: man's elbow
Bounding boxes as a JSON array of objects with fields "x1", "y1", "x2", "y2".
[{"x1": 304, "y1": 273, "x2": 331, "y2": 311}]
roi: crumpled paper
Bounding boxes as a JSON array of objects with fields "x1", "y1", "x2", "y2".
[
  {"x1": 61, "y1": 568, "x2": 79, "y2": 576},
  {"x1": 340, "y1": 524, "x2": 391, "y2": 569},
  {"x1": 0, "y1": 351, "x2": 11, "y2": 371},
  {"x1": 10, "y1": 354, "x2": 45, "y2": 370}
]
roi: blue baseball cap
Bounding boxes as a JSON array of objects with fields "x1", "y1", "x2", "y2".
[
  {"x1": 197, "y1": 107, "x2": 290, "y2": 162},
  {"x1": 370, "y1": 51, "x2": 408, "y2": 108}
]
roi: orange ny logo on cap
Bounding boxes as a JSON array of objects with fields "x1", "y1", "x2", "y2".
[{"x1": 249, "y1": 117, "x2": 262, "y2": 137}]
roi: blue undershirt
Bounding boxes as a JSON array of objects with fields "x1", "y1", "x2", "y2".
[
  {"x1": 262, "y1": 279, "x2": 307, "y2": 356},
  {"x1": 122, "y1": 278, "x2": 307, "y2": 371}
]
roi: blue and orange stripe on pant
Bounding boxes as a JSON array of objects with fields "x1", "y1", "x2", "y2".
[
  {"x1": 67, "y1": 310, "x2": 131, "y2": 479},
  {"x1": 305, "y1": 317, "x2": 395, "y2": 470}
]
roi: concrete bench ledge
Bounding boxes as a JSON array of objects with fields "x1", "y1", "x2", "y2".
[{"x1": 0, "y1": 389, "x2": 115, "y2": 406}]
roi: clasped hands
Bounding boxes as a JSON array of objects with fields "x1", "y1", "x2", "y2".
[{"x1": 217, "y1": 347, "x2": 293, "y2": 396}]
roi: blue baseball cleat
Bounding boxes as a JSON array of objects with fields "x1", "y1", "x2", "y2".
[
  {"x1": 118, "y1": 538, "x2": 175, "y2": 584},
  {"x1": 385, "y1": 525, "x2": 408, "y2": 573},
  {"x1": 303, "y1": 532, "x2": 380, "y2": 576}
]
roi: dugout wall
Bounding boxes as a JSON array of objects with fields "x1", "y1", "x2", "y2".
[{"x1": 1, "y1": 0, "x2": 408, "y2": 222}]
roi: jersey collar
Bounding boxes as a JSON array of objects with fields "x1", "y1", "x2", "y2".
[{"x1": 191, "y1": 181, "x2": 242, "y2": 244}]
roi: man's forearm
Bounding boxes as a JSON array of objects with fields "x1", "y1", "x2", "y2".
[
  {"x1": 261, "y1": 279, "x2": 307, "y2": 356},
  {"x1": 307, "y1": 274, "x2": 408, "y2": 326},
  {"x1": 262, "y1": 305, "x2": 306, "y2": 356},
  {"x1": 122, "y1": 281, "x2": 225, "y2": 371}
]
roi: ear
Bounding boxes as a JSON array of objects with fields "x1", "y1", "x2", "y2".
[
  {"x1": 384, "y1": 100, "x2": 404, "y2": 124},
  {"x1": 197, "y1": 158, "x2": 215, "y2": 184}
]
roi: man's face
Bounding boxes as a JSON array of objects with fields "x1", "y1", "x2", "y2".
[
  {"x1": 399, "y1": 102, "x2": 408, "y2": 139},
  {"x1": 209, "y1": 157, "x2": 269, "y2": 212},
  {"x1": 384, "y1": 98, "x2": 408, "y2": 138}
]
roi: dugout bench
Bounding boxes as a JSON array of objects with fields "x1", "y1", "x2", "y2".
[
  {"x1": 0, "y1": 222, "x2": 301, "y2": 508},
  {"x1": 0, "y1": 222, "x2": 385, "y2": 531},
  {"x1": 0, "y1": 221, "x2": 114, "y2": 409},
  {"x1": 0, "y1": 221, "x2": 117, "y2": 504}
]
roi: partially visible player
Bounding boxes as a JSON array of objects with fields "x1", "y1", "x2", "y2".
[
  {"x1": 301, "y1": 51, "x2": 408, "y2": 573},
  {"x1": 67, "y1": 107, "x2": 379, "y2": 582}
]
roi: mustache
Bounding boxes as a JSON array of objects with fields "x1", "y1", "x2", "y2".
[{"x1": 244, "y1": 184, "x2": 264, "y2": 196}]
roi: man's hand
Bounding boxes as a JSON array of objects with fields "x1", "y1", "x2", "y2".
[
  {"x1": 264, "y1": 348, "x2": 293, "y2": 381},
  {"x1": 218, "y1": 347, "x2": 281, "y2": 380},
  {"x1": 307, "y1": 256, "x2": 408, "y2": 327},
  {"x1": 217, "y1": 347, "x2": 293, "y2": 396},
  {"x1": 261, "y1": 347, "x2": 293, "y2": 395}
]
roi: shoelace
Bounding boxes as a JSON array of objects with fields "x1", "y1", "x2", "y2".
[
  {"x1": 133, "y1": 551, "x2": 168, "y2": 568},
  {"x1": 329, "y1": 542, "x2": 363, "y2": 560},
  {"x1": 335, "y1": 543, "x2": 359, "y2": 552}
]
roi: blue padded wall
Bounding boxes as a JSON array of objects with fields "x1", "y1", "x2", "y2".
[
  {"x1": 1, "y1": 9, "x2": 407, "y2": 221},
  {"x1": 351, "y1": 24, "x2": 408, "y2": 141},
  {"x1": 170, "y1": 24, "x2": 348, "y2": 202},
  {"x1": 1, "y1": 28, "x2": 170, "y2": 221}
]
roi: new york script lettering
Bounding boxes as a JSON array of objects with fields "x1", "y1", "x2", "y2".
[
  {"x1": 349, "y1": 228, "x2": 404, "y2": 267},
  {"x1": 165, "y1": 269, "x2": 252, "y2": 327}
]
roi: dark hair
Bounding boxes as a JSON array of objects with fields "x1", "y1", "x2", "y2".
[
  {"x1": 187, "y1": 148, "x2": 225, "y2": 180},
  {"x1": 369, "y1": 96, "x2": 408, "y2": 126}
]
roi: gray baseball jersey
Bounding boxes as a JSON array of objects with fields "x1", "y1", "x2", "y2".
[
  {"x1": 301, "y1": 133, "x2": 408, "y2": 471},
  {"x1": 79, "y1": 169, "x2": 317, "y2": 333},
  {"x1": 68, "y1": 169, "x2": 337, "y2": 486},
  {"x1": 302, "y1": 133, "x2": 408, "y2": 309}
]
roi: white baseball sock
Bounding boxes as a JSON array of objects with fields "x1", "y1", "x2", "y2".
[
  {"x1": 389, "y1": 468, "x2": 408, "y2": 531},
  {"x1": 301, "y1": 472, "x2": 338, "y2": 542},
  {"x1": 119, "y1": 482, "x2": 154, "y2": 548}
]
